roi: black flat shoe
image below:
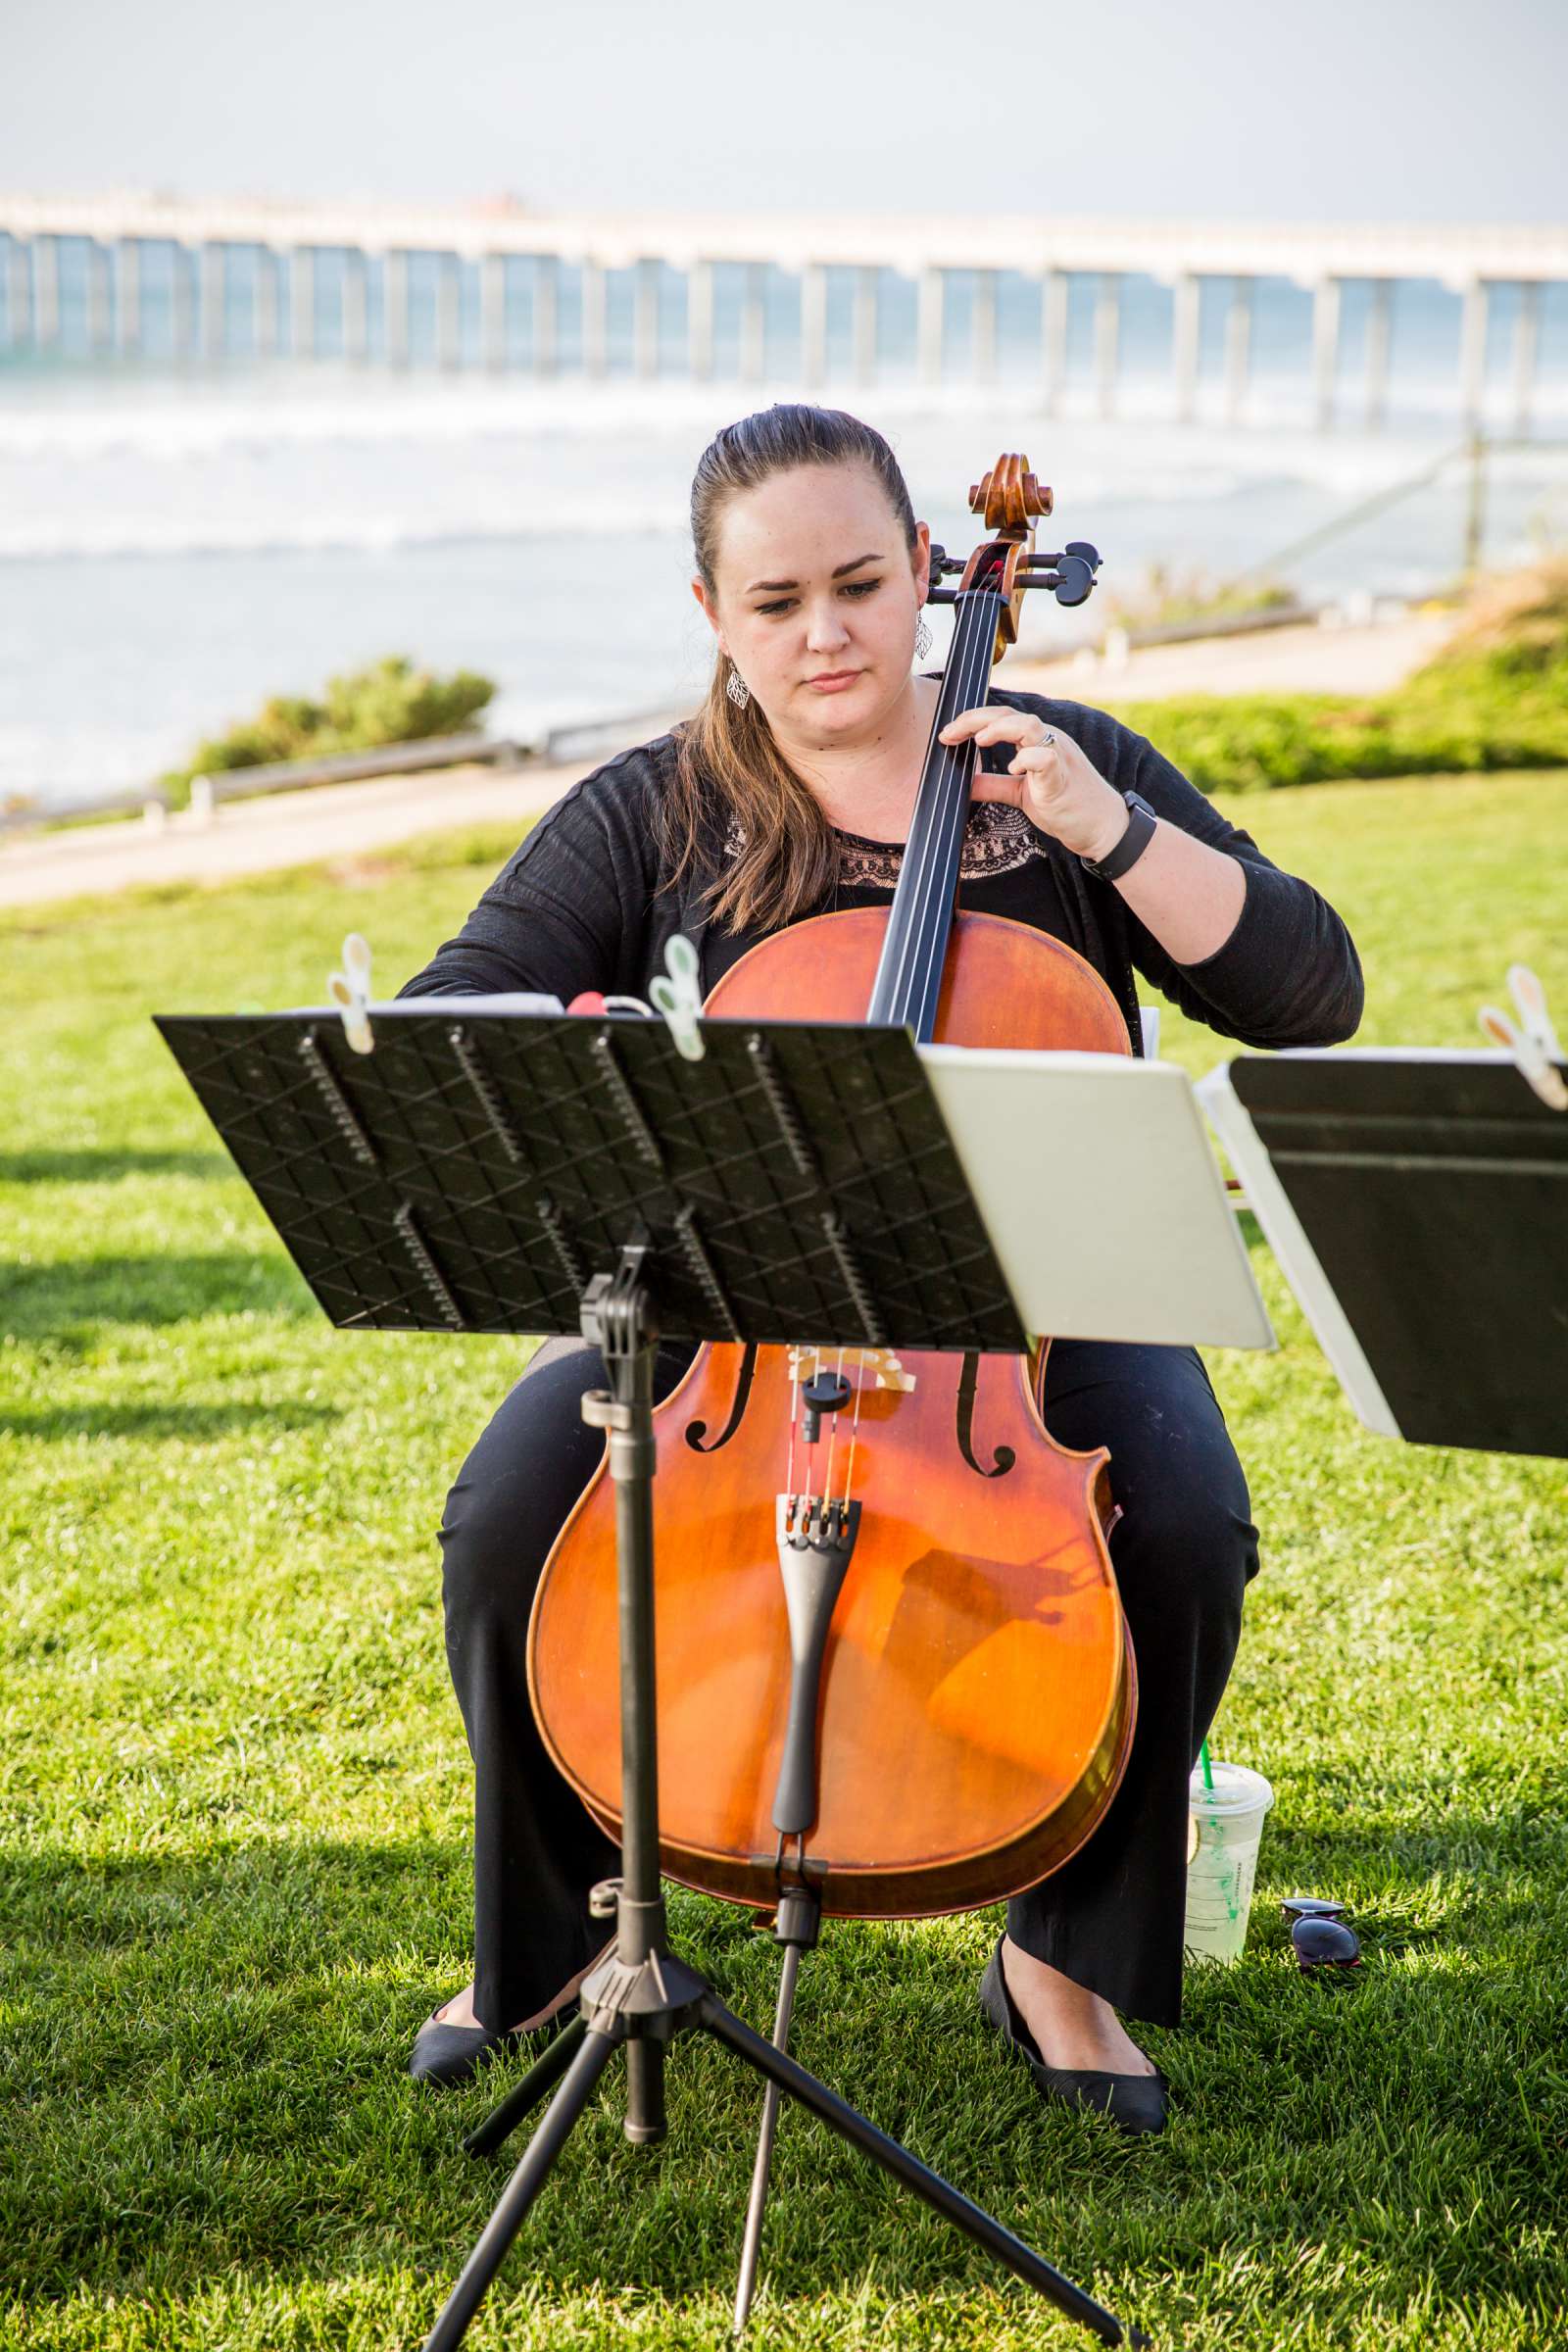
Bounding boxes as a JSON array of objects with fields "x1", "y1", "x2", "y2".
[
  {"x1": 410, "y1": 1938, "x2": 615, "y2": 2089},
  {"x1": 408, "y1": 2012, "x2": 521, "y2": 2088},
  {"x1": 978, "y1": 1936, "x2": 1168, "y2": 2136}
]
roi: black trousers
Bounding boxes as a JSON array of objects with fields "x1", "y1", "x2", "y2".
[{"x1": 440, "y1": 1336, "x2": 1258, "y2": 2034}]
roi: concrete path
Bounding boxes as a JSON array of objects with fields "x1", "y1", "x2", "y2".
[
  {"x1": 1008, "y1": 607, "x2": 1457, "y2": 705},
  {"x1": 0, "y1": 757, "x2": 588, "y2": 912},
  {"x1": 1, "y1": 612, "x2": 1457, "y2": 911}
]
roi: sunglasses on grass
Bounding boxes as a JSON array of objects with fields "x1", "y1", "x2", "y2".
[{"x1": 1281, "y1": 1896, "x2": 1363, "y2": 1973}]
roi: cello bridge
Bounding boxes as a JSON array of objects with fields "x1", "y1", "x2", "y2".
[{"x1": 786, "y1": 1344, "x2": 915, "y2": 1395}]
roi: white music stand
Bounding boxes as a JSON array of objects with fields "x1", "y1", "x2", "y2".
[{"x1": 921, "y1": 1045, "x2": 1274, "y2": 1350}]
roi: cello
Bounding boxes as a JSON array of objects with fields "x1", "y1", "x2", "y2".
[{"x1": 528, "y1": 454, "x2": 1139, "y2": 1924}]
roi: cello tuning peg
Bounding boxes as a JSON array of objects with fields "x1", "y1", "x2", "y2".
[
  {"x1": 1064, "y1": 540, "x2": 1102, "y2": 570},
  {"x1": 1052, "y1": 553, "x2": 1100, "y2": 609}
]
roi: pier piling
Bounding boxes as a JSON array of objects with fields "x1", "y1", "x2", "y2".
[{"x1": 0, "y1": 197, "x2": 1560, "y2": 434}]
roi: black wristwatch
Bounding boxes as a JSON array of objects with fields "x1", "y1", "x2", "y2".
[{"x1": 1080, "y1": 791, "x2": 1158, "y2": 883}]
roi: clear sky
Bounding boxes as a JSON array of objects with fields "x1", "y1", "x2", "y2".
[{"x1": 4, "y1": 0, "x2": 1565, "y2": 224}]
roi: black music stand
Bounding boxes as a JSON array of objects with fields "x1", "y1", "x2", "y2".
[
  {"x1": 1200, "y1": 1048, "x2": 1568, "y2": 1459},
  {"x1": 156, "y1": 1003, "x2": 1152, "y2": 2352}
]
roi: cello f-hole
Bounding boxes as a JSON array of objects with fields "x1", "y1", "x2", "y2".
[
  {"x1": 956, "y1": 1350, "x2": 1016, "y2": 1479},
  {"x1": 685, "y1": 1342, "x2": 760, "y2": 1453}
]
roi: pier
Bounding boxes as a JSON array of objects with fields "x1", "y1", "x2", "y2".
[{"x1": 1, "y1": 192, "x2": 1565, "y2": 432}]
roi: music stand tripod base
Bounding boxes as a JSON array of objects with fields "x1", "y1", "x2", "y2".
[
  {"x1": 151, "y1": 1005, "x2": 1152, "y2": 2351},
  {"x1": 426, "y1": 1251, "x2": 1146, "y2": 2352}
]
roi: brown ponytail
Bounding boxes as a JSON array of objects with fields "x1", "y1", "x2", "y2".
[{"x1": 666, "y1": 404, "x2": 919, "y2": 936}]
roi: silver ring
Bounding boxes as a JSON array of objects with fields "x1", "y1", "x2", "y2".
[{"x1": 1037, "y1": 726, "x2": 1056, "y2": 748}]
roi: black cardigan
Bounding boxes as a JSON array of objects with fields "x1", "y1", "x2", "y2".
[{"x1": 399, "y1": 687, "x2": 1363, "y2": 1054}]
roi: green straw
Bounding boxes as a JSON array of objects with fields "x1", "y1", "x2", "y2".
[{"x1": 1200, "y1": 1739, "x2": 1215, "y2": 1792}]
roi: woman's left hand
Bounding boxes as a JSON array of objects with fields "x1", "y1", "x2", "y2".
[{"x1": 938, "y1": 707, "x2": 1129, "y2": 863}]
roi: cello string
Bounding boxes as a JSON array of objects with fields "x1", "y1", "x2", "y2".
[
  {"x1": 787, "y1": 582, "x2": 998, "y2": 1525},
  {"x1": 893, "y1": 658, "x2": 986, "y2": 1030},
  {"x1": 787, "y1": 1345, "x2": 808, "y2": 1509},
  {"x1": 798, "y1": 604, "x2": 988, "y2": 1532},
  {"x1": 900, "y1": 631, "x2": 976, "y2": 1010},
  {"x1": 882, "y1": 589, "x2": 999, "y2": 1029},
  {"x1": 880, "y1": 594, "x2": 986, "y2": 1021},
  {"x1": 841, "y1": 1348, "x2": 867, "y2": 1511},
  {"x1": 883, "y1": 594, "x2": 988, "y2": 1019},
  {"x1": 919, "y1": 589, "x2": 1004, "y2": 991},
  {"x1": 787, "y1": 593, "x2": 993, "y2": 1551},
  {"x1": 822, "y1": 1344, "x2": 844, "y2": 1505},
  {"x1": 803, "y1": 1346, "x2": 815, "y2": 1511}
]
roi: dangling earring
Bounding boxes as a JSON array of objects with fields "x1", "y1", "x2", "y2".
[
  {"x1": 726, "y1": 663, "x2": 750, "y2": 710},
  {"x1": 913, "y1": 613, "x2": 933, "y2": 662}
]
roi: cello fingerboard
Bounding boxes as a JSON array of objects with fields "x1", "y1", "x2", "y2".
[{"x1": 865, "y1": 584, "x2": 1004, "y2": 1042}]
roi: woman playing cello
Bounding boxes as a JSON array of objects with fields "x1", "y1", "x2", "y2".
[{"x1": 399, "y1": 404, "x2": 1362, "y2": 2132}]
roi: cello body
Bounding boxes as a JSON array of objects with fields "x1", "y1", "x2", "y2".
[{"x1": 527, "y1": 906, "x2": 1139, "y2": 1916}]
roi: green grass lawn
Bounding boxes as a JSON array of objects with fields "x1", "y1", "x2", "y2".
[{"x1": 3, "y1": 770, "x2": 1566, "y2": 2351}]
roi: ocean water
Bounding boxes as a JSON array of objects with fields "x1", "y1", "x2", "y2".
[{"x1": 3, "y1": 260, "x2": 1567, "y2": 811}]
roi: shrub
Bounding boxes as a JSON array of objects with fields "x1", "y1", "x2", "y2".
[
  {"x1": 162, "y1": 658, "x2": 495, "y2": 805},
  {"x1": 1102, "y1": 562, "x2": 1297, "y2": 633},
  {"x1": 1107, "y1": 559, "x2": 1568, "y2": 793}
]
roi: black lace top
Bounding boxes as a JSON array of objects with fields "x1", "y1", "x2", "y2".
[{"x1": 399, "y1": 686, "x2": 1363, "y2": 1054}]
